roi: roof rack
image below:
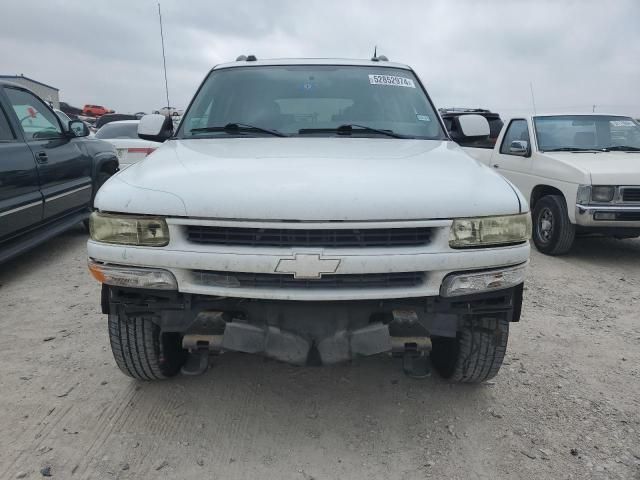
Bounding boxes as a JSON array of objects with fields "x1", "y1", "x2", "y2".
[
  {"x1": 236, "y1": 54, "x2": 257, "y2": 62},
  {"x1": 439, "y1": 108, "x2": 492, "y2": 113}
]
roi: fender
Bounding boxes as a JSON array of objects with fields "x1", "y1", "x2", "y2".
[{"x1": 92, "y1": 150, "x2": 119, "y2": 179}]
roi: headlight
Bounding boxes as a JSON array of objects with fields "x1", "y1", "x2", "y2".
[
  {"x1": 449, "y1": 213, "x2": 531, "y2": 248},
  {"x1": 591, "y1": 185, "x2": 615, "y2": 203},
  {"x1": 89, "y1": 212, "x2": 169, "y2": 246},
  {"x1": 576, "y1": 185, "x2": 591, "y2": 204}
]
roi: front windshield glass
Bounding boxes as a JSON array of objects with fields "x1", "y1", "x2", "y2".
[
  {"x1": 534, "y1": 115, "x2": 640, "y2": 151},
  {"x1": 178, "y1": 65, "x2": 446, "y2": 139}
]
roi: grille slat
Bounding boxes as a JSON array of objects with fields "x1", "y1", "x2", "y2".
[
  {"x1": 186, "y1": 226, "x2": 432, "y2": 248},
  {"x1": 622, "y1": 188, "x2": 640, "y2": 202},
  {"x1": 193, "y1": 270, "x2": 424, "y2": 289}
]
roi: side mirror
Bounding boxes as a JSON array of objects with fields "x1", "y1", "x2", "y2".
[
  {"x1": 138, "y1": 114, "x2": 173, "y2": 142},
  {"x1": 68, "y1": 120, "x2": 89, "y2": 137},
  {"x1": 509, "y1": 140, "x2": 529, "y2": 156},
  {"x1": 454, "y1": 114, "x2": 490, "y2": 140}
]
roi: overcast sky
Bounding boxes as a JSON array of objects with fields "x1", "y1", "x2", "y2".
[{"x1": 1, "y1": 0, "x2": 639, "y2": 117}]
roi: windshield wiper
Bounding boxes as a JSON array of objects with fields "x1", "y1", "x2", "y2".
[
  {"x1": 298, "y1": 124, "x2": 412, "y2": 139},
  {"x1": 190, "y1": 123, "x2": 288, "y2": 137},
  {"x1": 602, "y1": 145, "x2": 640, "y2": 152},
  {"x1": 543, "y1": 147, "x2": 604, "y2": 152}
]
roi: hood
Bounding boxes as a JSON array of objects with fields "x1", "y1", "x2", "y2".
[
  {"x1": 544, "y1": 151, "x2": 640, "y2": 185},
  {"x1": 96, "y1": 138, "x2": 522, "y2": 220}
]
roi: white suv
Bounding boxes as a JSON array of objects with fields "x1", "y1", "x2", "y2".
[{"x1": 87, "y1": 57, "x2": 530, "y2": 383}]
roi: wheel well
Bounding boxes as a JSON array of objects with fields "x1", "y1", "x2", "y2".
[
  {"x1": 100, "y1": 160, "x2": 118, "y2": 176},
  {"x1": 530, "y1": 185, "x2": 564, "y2": 209}
]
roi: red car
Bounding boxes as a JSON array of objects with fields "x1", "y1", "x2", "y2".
[{"x1": 82, "y1": 104, "x2": 113, "y2": 117}]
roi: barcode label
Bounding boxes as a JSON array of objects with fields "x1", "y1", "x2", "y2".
[{"x1": 368, "y1": 74, "x2": 415, "y2": 88}]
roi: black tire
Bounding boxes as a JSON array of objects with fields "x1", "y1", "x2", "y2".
[
  {"x1": 430, "y1": 316, "x2": 509, "y2": 383},
  {"x1": 108, "y1": 313, "x2": 186, "y2": 380},
  {"x1": 532, "y1": 195, "x2": 575, "y2": 255}
]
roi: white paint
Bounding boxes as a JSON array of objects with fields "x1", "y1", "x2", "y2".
[
  {"x1": 137, "y1": 114, "x2": 168, "y2": 137},
  {"x1": 95, "y1": 138, "x2": 521, "y2": 220},
  {"x1": 457, "y1": 114, "x2": 490, "y2": 138}
]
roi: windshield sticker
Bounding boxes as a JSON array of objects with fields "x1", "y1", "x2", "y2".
[
  {"x1": 416, "y1": 114, "x2": 431, "y2": 122},
  {"x1": 369, "y1": 74, "x2": 415, "y2": 88},
  {"x1": 610, "y1": 120, "x2": 636, "y2": 127}
]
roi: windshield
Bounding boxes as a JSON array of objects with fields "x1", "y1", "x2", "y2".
[
  {"x1": 95, "y1": 122, "x2": 139, "y2": 139},
  {"x1": 535, "y1": 115, "x2": 640, "y2": 151},
  {"x1": 178, "y1": 65, "x2": 446, "y2": 139}
]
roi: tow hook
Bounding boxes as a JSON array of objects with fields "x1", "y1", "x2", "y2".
[
  {"x1": 390, "y1": 309, "x2": 432, "y2": 379},
  {"x1": 402, "y1": 348, "x2": 430, "y2": 379},
  {"x1": 180, "y1": 334, "x2": 222, "y2": 376},
  {"x1": 181, "y1": 350, "x2": 209, "y2": 376},
  {"x1": 395, "y1": 336, "x2": 432, "y2": 378}
]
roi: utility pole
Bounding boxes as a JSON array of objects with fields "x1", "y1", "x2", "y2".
[
  {"x1": 592, "y1": 104, "x2": 596, "y2": 112},
  {"x1": 158, "y1": 2, "x2": 170, "y2": 110}
]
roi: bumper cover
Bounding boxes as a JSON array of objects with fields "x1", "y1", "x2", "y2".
[{"x1": 576, "y1": 204, "x2": 640, "y2": 227}]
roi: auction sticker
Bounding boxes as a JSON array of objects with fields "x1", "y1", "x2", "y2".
[{"x1": 369, "y1": 74, "x2": 415, "y2": 88}]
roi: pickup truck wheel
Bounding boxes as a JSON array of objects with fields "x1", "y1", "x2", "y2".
[
  {"x1": 430, "y1": 316, "x2": 509, "y2": 383},
  {"x1": 108, "y1": 313, "x2": 186, "y2": 380},
  {"x1": 532, "y1": 195, "x2": 575, "y2": 255}
]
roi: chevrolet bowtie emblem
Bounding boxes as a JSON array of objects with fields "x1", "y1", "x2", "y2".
[{"x1": 275, "y1": 254, "x2": 341, "y2": 279}]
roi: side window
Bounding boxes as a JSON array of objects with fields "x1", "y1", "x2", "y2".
[
  {"x1": 500, "y1": 119, "x2": 529, "y2": 154},
  {"x1": 0, "y1": 105, "x2": 15, "y2": 141},
  {"x1": 5, "y1": 88, "x2": 62, "y2": 141}
]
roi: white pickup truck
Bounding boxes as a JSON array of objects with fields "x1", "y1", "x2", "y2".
[
  {"x1": 462, "y1": 114, "x2": 640, "y2": 254},
  {"x1": 87, "y1": 57, "x2": 530, "y2": 383}
]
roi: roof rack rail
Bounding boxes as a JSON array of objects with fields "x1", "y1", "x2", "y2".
[{"x1": 439, "y1": 108, "x2": 492, "y2": 114}]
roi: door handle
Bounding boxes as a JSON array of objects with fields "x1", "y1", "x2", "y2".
[
  {"x1": 492, "y1": 163, "x2": 499, "y2": 169},
  {"x1": 36, "y1": 151, "x2": 48, "y2": 163}
]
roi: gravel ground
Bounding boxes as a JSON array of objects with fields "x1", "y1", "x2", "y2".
[{"x1": 0, "y1": 226, "x2": 639, "y2": 479}]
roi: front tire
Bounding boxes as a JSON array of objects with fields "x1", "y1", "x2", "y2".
[
  {"x1": 532, "y1": 195, "x2": 575, "y2": 255},
  {"x1": 430, "y1": 316, "x2": 509, "y2": 383},
  {"x1": 108, "y1": 313, "x2": 186, "y2": 380}
]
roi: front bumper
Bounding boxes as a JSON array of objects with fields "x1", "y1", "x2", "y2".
[
  {"x1": 104, "y1": 284, "x2": 523, "y2": 364},
  {"x1": 575, "y1": 204, "x2": 640, "y2": 227},
  {"x1": 87, "y1": 217, "x2": 530, "y2": 301}
]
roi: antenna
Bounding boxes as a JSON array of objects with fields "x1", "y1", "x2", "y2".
[
  {"x1": 373, "y1": 45, "x2": 377, "y2": 58},
  {"x1": 158, "y1": 2, "x2": 170, "y2": 110},
  {"x1": 529, "y1": 82, "x2": 537, "y2": 114}
]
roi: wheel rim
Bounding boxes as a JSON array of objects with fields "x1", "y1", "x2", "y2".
[{"x1": 537, "y1": 207, "x2": 554, "y2": 244}]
